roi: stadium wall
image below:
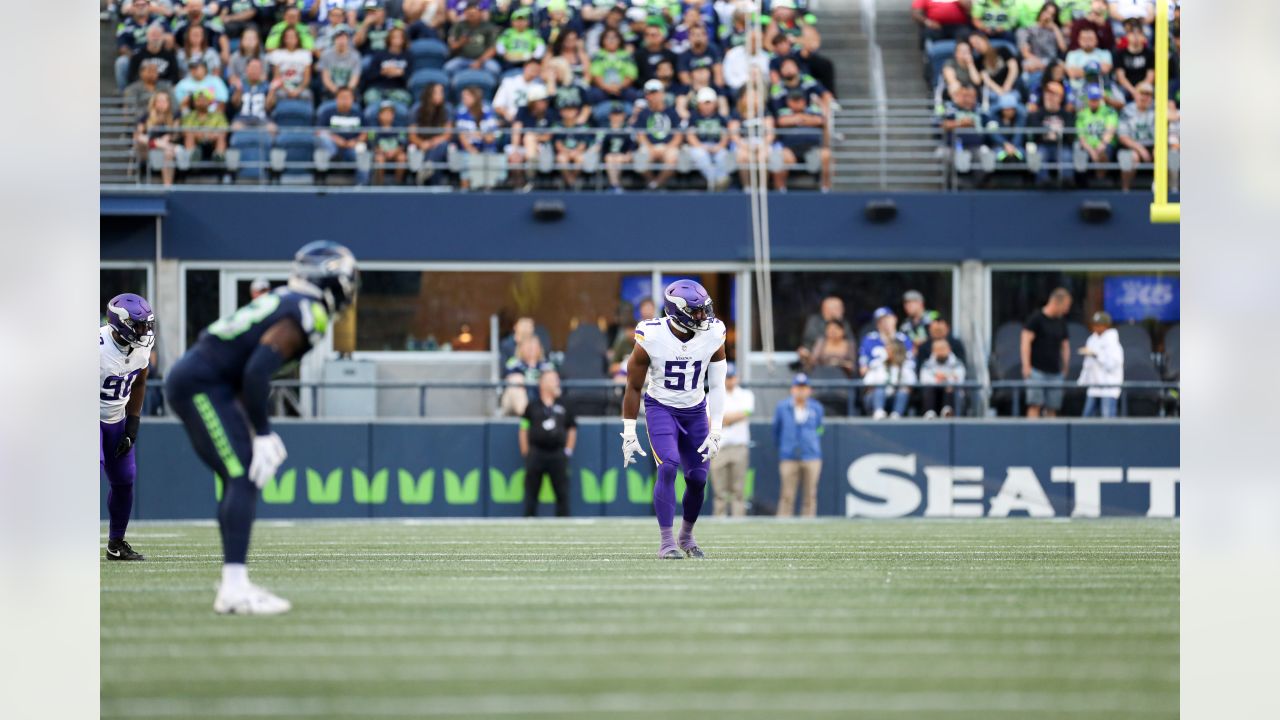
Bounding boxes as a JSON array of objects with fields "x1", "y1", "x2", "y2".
[
  {"x1": 107, "y1": 419, "x2": 1179, "y2": 520},
  {"x1": 101, "y1": 191, "x2": 1178, "y2": 263}
]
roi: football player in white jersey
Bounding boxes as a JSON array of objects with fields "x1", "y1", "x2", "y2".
[
  {"x1": 100, "y1": 293, "x2": 155, "y2": 561},
  {"x1": 621, "y1": 279, "x2": 728, "y2": 559}
]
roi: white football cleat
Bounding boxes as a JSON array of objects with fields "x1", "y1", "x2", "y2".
[{"x1": 213, "y1": 582, "x2": 292, "y2": 616}]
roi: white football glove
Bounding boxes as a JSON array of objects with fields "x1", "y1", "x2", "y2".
[
  {"x1": 620, "y1": 420, "x2": 647, "y2": 467},
  {"x1": 697, "y1": 431, "x2": 722, "y2": 462},
  {"x1": 248, "y1": 432, "x2": 288, "y2": 489}
]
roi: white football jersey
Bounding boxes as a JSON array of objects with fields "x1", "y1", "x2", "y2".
[
  {"x1": 99, "y1": 325, "x2": 150, "y2": 423},
  {"x1": 634, "y1": 317, "x2": 727, "y2": 409}
]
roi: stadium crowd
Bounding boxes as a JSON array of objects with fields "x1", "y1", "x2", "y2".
[
  {"x1": 110, "y1": 0, "x2": 836, "y2": 190},
  {"x1": 914, "y1": 0, "x2": 1180, "y2": 189}
]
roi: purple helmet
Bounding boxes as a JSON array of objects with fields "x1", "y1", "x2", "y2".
[
  {"x1": 106, "y1": 293, "x2": 156, "y2": 349},
  {"x1": 663, "y1": 279, "x2": 714, "y2": 332}
]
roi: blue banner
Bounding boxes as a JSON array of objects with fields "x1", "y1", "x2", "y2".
[{"x1": 1104, "y1": 275, "x2": 1180, "y2": 322}]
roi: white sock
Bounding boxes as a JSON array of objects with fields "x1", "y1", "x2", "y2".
[{"x1": 221, "y1": 563, "x2": 249, "y2": 591}]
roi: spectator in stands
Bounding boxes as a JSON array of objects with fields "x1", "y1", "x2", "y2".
[
  {"x1": 803, "y1": 320, "x2": 857, "y2": 377},
  {"x1": 496, "y1": 8, "x2": 547, "y2": 70},
  {"x1": 677, "y1": 64, "x2": 726, "y2": 119},
  {"x1": 369, "y1": 101, "x2": 408, "y2": 185},
  {"x1": 899, "y1": 290, "x2": 934, "y2": 360},
  {"x1": 219, "y1": 0, "x2": 261, "y2": 44},
  {"x1": 585, "y1": 5, "x2": 626, "y2": 56},
  {"x1": 265, "y1": 5, "x2": 315, "y2": 52},
  {"x1": 267, "y1": 26, "x2": 314, "y2": 102},
  {"x1": 601, "y1": 102, "x2": 638, "y2": 193},
  {"x1": 552, "y1": 103, "x2": 593, "y2": 189},
  {"x1": 127, "y1": 23, "x2": 182, "y2": 87},
  {"x1": 171, "y1": 0, "x2": 230, "y2": 67},
  {"x1": 408, "y1": 82, "x2": 453, "y2": 185},
  {"x1": 624, "y1": 7, "x2": 651, "y2": 49},
  {"x1": 177, "y1": 23, "x2": 222, "y2": 77},
  {"x1": 679, "y1": 22, "x2": 723, "y2": 88},
  {"x1": 1069, "y1": 0, "x2": 1116, "y2": 50},
  {"x1": 518, "y1": 369, "x2": 575, "y2": 517},
  {"x1": 860, "y1": 308, "x2": 915, "y2": 419},
  {"x1": 314, "y1": 6, "x2": 351, "y2": 54},
  {"x1": 772, "y1": 89, "x2": 830, "y2": 192},
  {"x1": 972, "y1": 0, "x2": 1018, "y2": 43},
  {"x1": 538, "y1": 0, "x2": 581, "y2": 50},
  {"x1": 722, "y1": 31, "x2": 770, "y2": 101},
  {"x1": 685, "y1": 87, "x2": 736, "y2": 190},
  {"x1": 710, "y1": 362, "x2": 754, "y2": 517},
  {"x1": 969, "y1": 32, "x2": 1019, "y2": 109},
  {"x1": 1026, "y1": 60, "x2": 1074, "y2": 113},
  {"x1": 717, "y1": 7, "x2": 751, "y2": 52},
  {"x1": 1021, "y1": 287, "x2": 1072, "y2": 418},
  {"x1": 771, "y1": 56, "x2": 831, "y2": 114},
  {"x1": 919, "y1": 338, "x2": 966, "y2": 418},
  {"x1": 547, "y1": 57, "x2": 591, "y2": 124},
  {"x1": 318, "y1": 26, "x2": 362, "y2": 100},
  {"x1": 634, "y1": 18, "x2": 679, "y2": 85},
  {"x1": 652, "y1": 59, "x2": 685, "y2": 109},
  {"x1": 1065, "y1": 26, "x2": 1112, "y2": 83},
  {"x1": 734, "y1": 79, "x2": 773, "y2": 190},
  {"x1": 765, "y1": 0, "x2": 835, "y2": 97},
  {"x1": 445, "y1": 1, "x2": 501, "y2": 76},
  {"x1": 550, "y1": 29, "x2": 590, "y2": 82},
  {"x1": 1075, "y1": 84, "x2": 1117, "y2": 181},
  {"x1": 942, "y1": 84, "x2": 984, "y2": 162},
  {"x1": 912, "y1": 0, "x2": 974, "y2": 44},
  {"x1": 800, "y1": 296, "x2": 854, "y2": 349},
  {"x1": 1108, "y1": 0, "x2": 1155, "y2": 38},
  {"x1": 1026, "y1": 79, "x2": 1076, "y2": 186},
  {"x1": 453, "y1": 85, "x2": 501, "y2": 190},
  {"x1": 445, "y1": 0, "x2": 489, "y2": 25},
  {"x1": 501, "y1": 335, "x2": 554, "y2": 415},
  {"x1": 633, "y1": 78, "x2": 684, "y2": 190},
  {"x1": 225, "y1": 26, "x2": 263, "y2": 85},
  {"x1": 1053, "y1": 0, "x2": 1095, "y2": 26},
  {"x1": 116, "y1": 0, "x2": 159, "y2": 91},
  {"x1": 317, "y1": 87, "x2": 370, "y2": 185},
  {"x1": 355, "y1": 0, "x2": 403, "y2": 53},
  {"x1": 926, "y1": 316, "x2": 967, "y2": 364},
  {"x1": 1112, "y1": 18, "x2": 1153, "y2": 101},
  {"x1": 134, "y1": 91, "x2": 180, "y2": 187},
  {"x1": 508, "y1": 83, "x2": 558, "y2": 190},
  {"x1": 181, "y1": 88, "x2": 229, "y2": 168},
  {"x1": 364, "y1": 25, "x2": 413, "y2": 107},
  {"x1": 1078, "y1": 310, "x2": 1124, "y2": 417},
  {"x1": 608, "y1": 297, "x2": 655, "y2": 370},
  {"x1": 228, "y1": 57, "x2": 276, "y2": 132},
  {"x1": 1117, "y1": 81, "x2": 1155, "y2": 191},
  {"x1": 773, "y1": 373, "x2": 824, "y2": 518},
  {"x1": 988, "y1": 94, "x2": 1026, "y2": 161},
  {"x1": 493, "y1": 58, "x2": 546, "y2": 124},
  {"x1": 174, "y1": 58, "x2": 229, "y2": 113},
  {"x1": 1018, "y1": 2, "x2": 1068, "y2": 89},
  {"x1": 123, "y1": 60, "x2": 175, "y2": 118},
  {"x1": 941, "y1": 40, "x2": 982, "y2": 102}
]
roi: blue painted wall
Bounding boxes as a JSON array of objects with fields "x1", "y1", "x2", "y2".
[
  {"x1": 105, "y1": 419, "x2": 1179, "y2": 520},
  {"x1": 100, "y1": 191, "x2": 1178, "y2": 263}
]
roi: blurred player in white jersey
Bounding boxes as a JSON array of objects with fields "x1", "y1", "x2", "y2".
[{"x1": 100, "y1": 293, "x2": 155, "y2": 561}]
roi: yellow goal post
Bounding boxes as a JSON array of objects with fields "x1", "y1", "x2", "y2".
[{"x1": 1150, "y1": 1, "x2": 1180, "y2": 224}]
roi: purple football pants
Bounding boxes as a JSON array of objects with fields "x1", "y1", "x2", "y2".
[
  {"x1": 100, "y1": 419, "x2": 136, "y2": 541},
  {"x1": 643, "y1": 395, "x2": 710, "y2": 529}
]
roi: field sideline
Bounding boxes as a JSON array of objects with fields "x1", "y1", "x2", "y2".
[{"x1": 101, "y1": 518, "x2": 1178, "y2": 719}]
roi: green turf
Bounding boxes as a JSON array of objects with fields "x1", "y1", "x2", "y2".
[{"x1": 101, "y1": 519, "x2": 1178, "y2": 719}]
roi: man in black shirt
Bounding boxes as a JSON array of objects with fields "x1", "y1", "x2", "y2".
[
  {"x1": 634, "y1": 19, "x2": 679, "y2": 85},
  {"x1": 1021, "y1": 287, "x2": 1073, "y2": 418},
  {"x1": 519, "y1": 370, "x2": 577, "y2": 517}
]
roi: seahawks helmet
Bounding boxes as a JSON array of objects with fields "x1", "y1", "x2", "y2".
[
  {"x1": 106, "y1": 293, "x2": 156, "y2": 349},
  {"x1": 663, "y1": 279, "x2": 714, "y2": 332},
  {"x1": 288, "y1": 241, "x2": 359, "y2": 317}
]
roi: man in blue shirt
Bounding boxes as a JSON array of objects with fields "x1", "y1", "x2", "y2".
[
  {"x1": 632, "y1": 78, "x2": 684, "y2": 190},
  {"x1": 773, "y1": 373, "x2": 824, "y2": 517}
]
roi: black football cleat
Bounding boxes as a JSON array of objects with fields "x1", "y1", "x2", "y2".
[
  {"x1": 681, "y1": 543, "x2": 706, "y2": 559},
  {"x1": 106, "y1": 538, "x2": 145, "y2": 561},
  {"x1": 658, "y1": 547, "x2": 684, "y2": 560}
]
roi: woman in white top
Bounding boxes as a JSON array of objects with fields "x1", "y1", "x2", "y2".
[
  {"x1": 1078, "y1": 310, "x2": 1125, "y2": 417},
  {"x1": 267, "y1": 26, "x2": 314, "y2": 102}
]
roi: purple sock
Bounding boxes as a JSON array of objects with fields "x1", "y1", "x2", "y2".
[
  {"x1": 679, "y1": 519, "x2": 696, "y2": 546},
  {"x1": 659, "y1": 526, "x2": 675, "y2": 549},
  {"x1": 654, "y1": 464, "x2": 678, "y2": 529},
  {"x1": 107, "y1": 483, "x2": 134, "y2": 541}
]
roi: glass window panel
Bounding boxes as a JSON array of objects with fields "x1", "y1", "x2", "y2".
[
  {"x1": 184, "y1": 269, "x2": 220, "y2": 349},
  {"x1": 100, "y1": 267, "x2": 149, "y2": 320}
]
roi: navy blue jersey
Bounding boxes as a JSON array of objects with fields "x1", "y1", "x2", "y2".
[
  {"x1": 633, "y1": 107, "x2": 684, "y2": 144},
  {"x1": 189, "y1": 289, "x2": 329, "y2": 386},
  {"x1": 600, "y1": 129, "x2": 636, "y2": 155},
  {"x1": 688, "y1": 111, "x2": 733, "y2": 144}
]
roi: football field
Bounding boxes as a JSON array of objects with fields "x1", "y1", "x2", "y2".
[{"x1": 101, "y1": 519, "x2": 1178, "y2": 719}]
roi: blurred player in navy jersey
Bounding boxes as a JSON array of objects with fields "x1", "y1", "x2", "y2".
[
  {"x1": 166, "y1": 241, "x2": 358, "y2": 615},
  {"x1": 100, "y1": 294, "x2": 156, "y2": 561},
  {"x1": 620, "y1": 280, "x2": 728, "y2": 559}
]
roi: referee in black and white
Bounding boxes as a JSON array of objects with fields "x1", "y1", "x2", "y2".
[{"x1": 519, "y1": 369, "x2": 576, "y2": 517}]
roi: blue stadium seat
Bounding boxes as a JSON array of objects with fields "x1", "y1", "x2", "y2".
[
  {"x1": 274, "y1": 130, "x2": 316, "y2": 176},
  {"x1": 363, "y1": 102, "x2": 410, "y2": 128},
  {"x1": 410, "y1": 39, "x2": 448, "y2": 70},
  {"x1": 229, "y1": 130, "x2": 272, "y2": 180},
  {"x1": 451, "y1": 68, "x2": 497, "y2": 101},
  {"x1": 272, "y1": 98, "x2": 314, "y2": 128},
  {"x1": 409, "y1": 68, "x2": 450, "y2": 101}
]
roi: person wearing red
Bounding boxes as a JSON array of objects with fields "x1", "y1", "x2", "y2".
[{"x1": 912, "y1": 0, "x2": 973, "y2": 44}]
